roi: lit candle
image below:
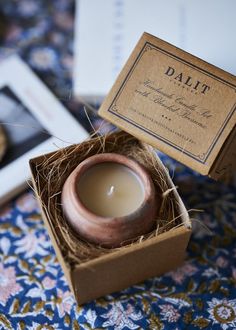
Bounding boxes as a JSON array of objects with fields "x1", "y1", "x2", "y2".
[{"x1": 62, "y1": 153, "x2": 160, "y2": 247}]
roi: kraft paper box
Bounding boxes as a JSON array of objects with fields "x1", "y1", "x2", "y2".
[
  {"x1": 29, "y1": 31, "x2": 236, "y2": 304},
  {"x1": 30, "y1": 132, "x2": 191, "y2": 305},
  {"x1": 99, "y1": 32, "x2": 236, "y2": 182}
]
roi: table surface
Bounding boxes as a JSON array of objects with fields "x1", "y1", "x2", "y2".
[{"x1": 0, "y1": 1, "x2": 236, "y2": 329}]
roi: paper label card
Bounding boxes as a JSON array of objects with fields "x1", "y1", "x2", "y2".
[{"x1": 99, "y1": 33, "x2": 236, "y2": 176}]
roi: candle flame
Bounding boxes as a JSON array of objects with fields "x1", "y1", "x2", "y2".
[{"x1": 107, "y1": 185, "x2": 115, "y2": 197}]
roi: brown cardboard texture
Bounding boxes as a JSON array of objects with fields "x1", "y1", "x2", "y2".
[
  {"x1": 30, "y1": 132, "x2": 191, "y2": 305},
  {"x1": 99, "y1": 32, "x2": 236, "y2": 180}
]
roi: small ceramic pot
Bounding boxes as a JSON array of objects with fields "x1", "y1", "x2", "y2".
[{"x1": 61, "y1": 153, "x2": 160, "y2": 248}]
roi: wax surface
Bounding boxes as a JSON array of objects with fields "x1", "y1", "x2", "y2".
[{"x1": 77, "y1": 162, "x2": 145, "y2": 217}]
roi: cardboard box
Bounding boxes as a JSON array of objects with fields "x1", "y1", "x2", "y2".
[
  {"x1": 30, "y1": 132, "x2": 191, "y2": 305},
  {"x1": 30, "y1": 32, "x2": 236, "y2": 303},
  {"x1": 99, "y1": 32, "x2": 236, "y2": 181}
]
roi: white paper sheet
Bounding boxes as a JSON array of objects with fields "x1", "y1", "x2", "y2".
[
  {"x1": 74, "y1": 0, "x2": 236, "y2": 101},
  {"x1": 0, "y1": 55, "x2": 88, "y2": 205}
]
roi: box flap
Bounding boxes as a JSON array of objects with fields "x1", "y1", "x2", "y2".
[
  {"x1": 99, "y1": 32, "x2": 236, "y2": 176},
  {"x1": 209, "y1": 125, "x2": 236, "y2": 181}
]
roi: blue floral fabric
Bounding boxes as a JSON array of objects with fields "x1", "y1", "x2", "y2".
[{"x1": 0, "y1": 1, "x2": 236, "y2": 329}]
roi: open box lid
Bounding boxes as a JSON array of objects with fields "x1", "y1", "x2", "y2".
[{"x1": 99, "y1": 32, "x2": 236, "y2": 180}]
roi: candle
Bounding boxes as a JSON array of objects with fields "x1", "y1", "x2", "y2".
[
  {"x1": 77, "y1": 162, "x2": 145, "y2": 217},
  {"x1": 62, "y1": 153, "x2": 160, "y2": 247}
]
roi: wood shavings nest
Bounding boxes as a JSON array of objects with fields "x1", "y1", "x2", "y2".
[{"x1": 31, "y1": 131, "x2": 185, "y2": 267}]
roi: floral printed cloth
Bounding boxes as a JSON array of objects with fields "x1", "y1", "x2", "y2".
[{"x1": 0, "y1": 1, "x2": 236, "y2": 329}]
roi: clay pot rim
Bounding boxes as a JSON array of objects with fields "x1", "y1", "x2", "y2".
[{"x1": 68, "y1": 153, "x2": 154, "y2": 225}]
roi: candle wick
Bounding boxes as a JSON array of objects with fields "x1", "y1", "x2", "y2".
[{"x1": 107, "y1": 185, "x2": 115, "y2": 197}]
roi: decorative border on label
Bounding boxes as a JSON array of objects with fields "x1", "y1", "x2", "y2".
[{"x1": 108, "y1": 41, "x2": 236, "y2": 164}]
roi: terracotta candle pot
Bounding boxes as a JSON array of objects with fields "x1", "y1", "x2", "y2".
[{"x1": 62, "y1": 153, "x2": 160, "y2": 248}]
